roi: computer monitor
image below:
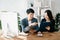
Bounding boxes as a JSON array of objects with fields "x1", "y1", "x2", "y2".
[{"x1": 0, "y1": 12, "x2": 19, "y2": 38}]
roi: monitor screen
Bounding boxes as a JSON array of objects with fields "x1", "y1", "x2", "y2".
[{"x1": 0, "y1": 12, "x2": 19, "y2": 36}]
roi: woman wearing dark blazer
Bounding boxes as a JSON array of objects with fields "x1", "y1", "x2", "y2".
[
  {"x1": 37, "y1": 10, "x2": 55, "y2": 36},
  {"x1": 38, "y1": 10, "x2": 55, "y2": 36}
]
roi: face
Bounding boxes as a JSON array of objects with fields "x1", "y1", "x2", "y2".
[
  {"x1": 44, "y1": 12, "x2": 49, "y2": 20},
  {"x1": 27, "y1": 13, "x2": 34, "y2": 20}
]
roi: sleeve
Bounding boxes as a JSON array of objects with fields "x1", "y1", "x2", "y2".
[
  {"x1": 20, "y1": 20, "x2": 25, "y2": 31},
  {"x1": 32, "y1": 18, "x2": 38, "y2": 26},
  {"x1": 20, "y1": 20, "x2": 30, "y2": 32},
  {"x1": 50, "y1": 20, "x2": 55, "y2": 26},
  {"x1": 36, "y1": 19, "x2": 38, "y2": 22},
  {"x1": 40, "y1": 19, "x2": 51, "y2": 27},
  {"x1": 33, "y1": 18, "x2": 38, "y2": 22},
  {"x1": 34, "y1": 18, "x2": 38, "y2": 26},
  {"x1": 50, "y1": 19, "x2": 55, "y2": 31}
]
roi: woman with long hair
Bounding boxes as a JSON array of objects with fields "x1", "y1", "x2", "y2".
[{"x1": 37, "y1": 10, "x2": 55, "y2": 36}]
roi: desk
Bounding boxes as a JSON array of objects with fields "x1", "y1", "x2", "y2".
[
  {"x1": 0, "y1": 32, "x2": 60, "y2": 40},
  {"x1": 27, "y1": 32, "x2": 60, "y2": 40}
]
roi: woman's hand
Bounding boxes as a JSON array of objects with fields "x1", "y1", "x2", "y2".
[{"x1": 46, "y1": 26, "x2": 50, "y2": 30}]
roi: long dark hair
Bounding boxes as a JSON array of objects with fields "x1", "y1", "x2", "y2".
[{"x1": 45, "y1": 10, "x2": 53, "y2": 20}]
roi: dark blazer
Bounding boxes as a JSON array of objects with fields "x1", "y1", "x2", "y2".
[
  {"x1": 40, "y1": 18, "x2": 55, "y2": 32},
  {"x1": 21, "y1": 17, "x2": 39, "y2": 32}
]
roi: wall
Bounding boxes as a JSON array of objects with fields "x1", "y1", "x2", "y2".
[
  {"x1": 51, "y1": 0, "x2": 60, "y2": 17},
  {"x1": 0, "y1": 0, "x2": 27, "y2": 20},
  {"x1": 0, "y1": 0, "x2": 60, "y2": 20}
]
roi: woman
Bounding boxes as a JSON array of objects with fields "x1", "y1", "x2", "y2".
[
  {"x1": 40, "y1": 10, "x2": 55, "y2": 32},
  {"x1": 37, "y1": 10, "x2": 55, "y2": 36}
]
